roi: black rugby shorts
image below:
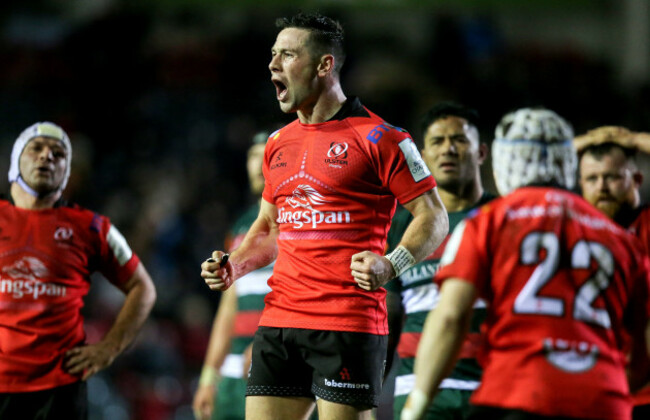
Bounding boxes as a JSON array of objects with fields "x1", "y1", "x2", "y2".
[
  {"x1": 0, "y1": 381, "x2": 87, "y2": 420},
  {"x1": 246, "y1": 326, "x2": 387, "y2": 407}
]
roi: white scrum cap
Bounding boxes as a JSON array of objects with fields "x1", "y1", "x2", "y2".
[
  {"x1": 492, "y1": 108, "x2": 576, "y2": 195},
  {"x1": 8, "y1": 122, "x2": 73, "y2": 192}
]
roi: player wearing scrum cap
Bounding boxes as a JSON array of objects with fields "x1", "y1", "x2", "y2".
[
  {"x1": 575, "y1": 126, "x2": 650, "y2": 420},
  {"x1": 0, "y1": 122, "x2": 156, "y2": 419},
  {"x1": 402, "y1": 108, "x2": 650, "y2": 420}
]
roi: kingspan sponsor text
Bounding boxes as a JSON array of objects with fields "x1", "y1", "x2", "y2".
[
  {"x1": 0, "y1": 278, "x2": 66, "y2": 299},
  {"x1": 277, "y1": 208, "x2": 351, "y2": 229}
]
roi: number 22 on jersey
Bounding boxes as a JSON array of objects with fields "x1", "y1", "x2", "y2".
[{"x1": 514, "y1": 231, "x2": 613, "y2": 329}]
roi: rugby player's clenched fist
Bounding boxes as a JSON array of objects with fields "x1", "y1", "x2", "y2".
[
  {"x1": 350, "y1": 251, "x2": 395, "y2": 291},
  {"x1": 201, "y1": 252, "x2": 233, "y2": 291}
]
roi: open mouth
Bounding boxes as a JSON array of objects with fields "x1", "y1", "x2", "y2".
[{"x1": 273, "y1": 80, "x2": 288, "y2": 101}]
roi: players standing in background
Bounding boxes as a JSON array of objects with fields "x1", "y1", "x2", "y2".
[
  {"x1": 0, "y1": 122, "x2": 156, "y2": 419},
  {"x1": 193, "y1": 132, "x2": 273, "y2": 420},
  {"x1": 202, "y1": 11, "x2": 448, "y2": 420},
  {"x1": 386, "y1": 102, "x2": 494, "y2": 420},
  {"x1": 574, "y1": 126, "x2": 650, "y2": 420},
  {"x1": 402, "y1": 108, "x2": 650, "y2": 420}
]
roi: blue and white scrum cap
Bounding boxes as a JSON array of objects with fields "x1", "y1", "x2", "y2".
[
  {"x1": 491, "y1": 108, "x2": 576, "y2": 195},
  {"x1": 8, "y1": 122, "x2": 73, "y2": 195}
]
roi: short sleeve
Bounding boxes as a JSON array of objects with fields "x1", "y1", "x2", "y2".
[
  {"x1": 373, "y1": 127, "x2": 436, "y2": 205},
  {"x1": 435, "y1": 215, "x2": 490, "y2": 297},
  {"x1": 261, "y1": 140, "x2": 273, "y2": 204},
  {"x1": 97, "y1": 217, "x2": 140, "y2": 287}
]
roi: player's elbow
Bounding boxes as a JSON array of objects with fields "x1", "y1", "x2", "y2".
[
  {"x1": 132, "y1": 266, "x2": 157, "y2": 312},
  {"x1": 434, "y1": 208, "x2": 449, "y2": 243},
  {"x1": 141, "y1": 277, "x2": 157, "y2": 311},
  {"x1": 437, "y1": 306, "x2": 469, "y2": 332},
  {"x1": 424, "y1": 206, "x2": 449, "y2": 256}
]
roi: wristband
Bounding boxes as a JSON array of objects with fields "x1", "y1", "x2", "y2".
[
  {"x1": 401, "y1": 388, "x2": 429, "y2": 420},
  {"x1": 386, "y1": 245, "x2": 416, "y2": 277},
  {"x1": 199, "y1": 365, "x2": 221, "y2": 387}
]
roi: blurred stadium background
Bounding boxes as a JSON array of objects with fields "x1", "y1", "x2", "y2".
[{"x1": 0, "y1": 1, "x2": 648, "y2": 419}]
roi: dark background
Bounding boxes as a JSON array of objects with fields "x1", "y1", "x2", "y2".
[{"x1": 0, "y1": 1, "x2": 648, "y2": 419}]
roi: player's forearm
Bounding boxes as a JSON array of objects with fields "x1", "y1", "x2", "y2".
[
  {"x1": 229, "y1": 201, "x2": 279, "y2": 282},
  {"x1": 412, "y1": 280, "x2": 475, "y2": 402},
  {"x1": 412, "y1": 296, "x2": 470, "y2": 402},
  {"x1": 230, "y1": 223, "x2": 278, "y2": 281},
  {"x1": 101, "y1": 264, "x2": 156, "y2": 356},
  {"x1": 399, "y1": 190, "x2": 449, "y2": 262}
]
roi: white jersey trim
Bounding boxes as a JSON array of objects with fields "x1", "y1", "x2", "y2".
[
  {"x1": 220, "y1": 354, "x2": 245, "y2": 379},
  {"x1": 107, "y1": 225, "x2": 133, "y2": 266},
  {"x1": 236, "y1": 267, "x2": 273, "y2": 296},
  {"x1": 403, "y1": 283, "x2": 439, "y2": 314},
  {"x1": 394, "y1": 374, "x2": 480, "y2": 396}
]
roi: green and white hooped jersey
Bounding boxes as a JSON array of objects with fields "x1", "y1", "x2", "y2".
[
  {"x1": 385, "y1": 193, "x2": 494, "y2": 396},
  {"x1": 221, "y1": 264, "x2": 273, "y2": 379}
]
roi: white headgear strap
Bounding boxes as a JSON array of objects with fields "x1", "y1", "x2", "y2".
[{"x1": 8, "y1": 122, "x2": 72, "y2": 197}]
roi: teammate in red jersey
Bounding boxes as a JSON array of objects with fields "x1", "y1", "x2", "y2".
[
  {"x1": 201, "y1": 12, "x2": 448, "y2": 420},
  {"x1": 402, "y1": 108, "x2": 650, "y2": 420},
  {"x1": 0, "y1": 122, "x2": 156, "y2": 419},
  {"x1": 575, "y1": 126, "x2": 650, "y2": 420}
]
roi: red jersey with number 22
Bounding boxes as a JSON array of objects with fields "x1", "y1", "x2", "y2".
[
  {"x1": 261, "y1": 98, "x2": 436, "y2": 335},
  {"x1": 436, "y1": 187, "x2": 650, "y2": 420}
]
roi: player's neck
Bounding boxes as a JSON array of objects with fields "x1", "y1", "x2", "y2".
[
  {"x1": 297, "y1": 83, "x2": 346, "y2": 124},
  {"x1": 10, "y1": 182, "x2": 61, "y2": 210},
  {"x1": 439, "y1": 182, "x2": 484, "y2": 213}
]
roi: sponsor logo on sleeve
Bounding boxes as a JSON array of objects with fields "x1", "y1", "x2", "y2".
[{"x1": 398, "y1": 138, "x2": 431, "y2": 182}]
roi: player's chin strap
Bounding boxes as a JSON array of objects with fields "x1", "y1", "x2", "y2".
[{"x1": 16, "y1": 176, "x2": 61, "y2": 199}]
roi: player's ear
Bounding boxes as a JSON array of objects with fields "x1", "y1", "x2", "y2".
[
  {"x1": 317, "y1": 54, "x2": 334, "y2": 77},
  {"x1": 633, "y1": 170, "x2": 643, "y2": 188},
  {"x1": 478, "y1": 143, "x2": 488, "y2": 165}
]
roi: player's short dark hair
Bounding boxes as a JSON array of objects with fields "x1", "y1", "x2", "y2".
[
  {"x1": 275, "y1": 12, "x2": 345, "y2": 74},
  {"x1": 420, "y1": 102, "x2": 480, "y2": 139},
  {"x1": 579, "y1": 142, "x2": 638, "y2": 167}
]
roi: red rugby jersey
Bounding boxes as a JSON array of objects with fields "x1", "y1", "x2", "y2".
[
  {"x1": 436, "y1": 187, "x2": 650, "y2": 420},
  {"x1": 623, "y1": 205, "x2": 650, "y2": 405},
  {"x1": 260, "y1": 98, "x2": 436, "y2": 334},
  {"x1": 0, "y1": 199, "x2": 139, "y2": 392}
]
